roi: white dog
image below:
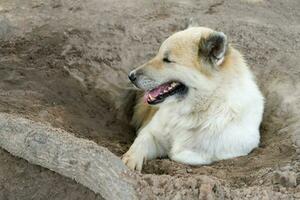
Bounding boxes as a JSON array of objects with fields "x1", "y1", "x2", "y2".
[{"x1": 122, "y1": 26, "x2": 264, "y2": 171}]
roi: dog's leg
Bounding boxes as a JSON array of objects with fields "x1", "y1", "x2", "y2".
[
  {"x1": 169, "y1": 150, "x2": 212, "y2": 165},
  {"x1": 122, "y1": 131, "x2": 164, "y2": 171}
]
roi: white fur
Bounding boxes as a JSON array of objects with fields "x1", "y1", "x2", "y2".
[{"x1": 122, "y1": 28, "x2": 264, "y2": 171}]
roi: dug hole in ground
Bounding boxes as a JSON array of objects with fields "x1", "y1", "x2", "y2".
[{"x1": 0, "y1": 0, "x2": 299, "y2": 199}]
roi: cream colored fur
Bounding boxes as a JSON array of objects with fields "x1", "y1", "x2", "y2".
[{"x1": 122, "y1": 27, "x2": 264, "y2": 171}]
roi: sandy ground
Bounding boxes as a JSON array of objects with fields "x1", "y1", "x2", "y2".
[{"x1": 0, "y1": 0, "x2": 299, "y2": 199}]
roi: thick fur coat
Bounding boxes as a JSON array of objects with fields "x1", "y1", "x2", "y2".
[{"x1": 122, "y1": 27, "x2": 264, "y2": 171}]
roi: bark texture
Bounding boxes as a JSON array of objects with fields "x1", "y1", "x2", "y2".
[{"x1": 0, "y1": 113, "x2": 138, "y2": 200}]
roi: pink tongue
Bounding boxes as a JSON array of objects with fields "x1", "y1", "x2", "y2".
[{"x1": 143, "y1": 83, "x2": 170, "y2": 102}]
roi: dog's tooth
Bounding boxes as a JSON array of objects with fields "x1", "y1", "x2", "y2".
[
  {"x1": 163, "y1": 89, "x2": 168, "y2": 93},
  {"x1": 171, "y1": 82, "x2": 176, "y2": 87},
  {"x1": 148, "y1": 94, "x2": 154, "y2": 100}
]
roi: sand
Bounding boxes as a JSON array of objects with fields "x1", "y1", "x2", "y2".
[{"x1": 0, "y1": 0, "x2": 299, "y2": 199}]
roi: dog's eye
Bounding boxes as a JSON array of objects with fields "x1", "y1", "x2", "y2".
[{"x1": 163, "y1": 57, "x2": 172, "y2": 63}]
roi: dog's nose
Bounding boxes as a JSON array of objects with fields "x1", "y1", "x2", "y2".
[{"x1": 128, "y1": 71, "x2": 136, "y2": 82}]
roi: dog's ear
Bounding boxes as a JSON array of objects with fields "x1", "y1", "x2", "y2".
[{"x1": 199, "y1": 31, "x2": 228, "y2": 67}]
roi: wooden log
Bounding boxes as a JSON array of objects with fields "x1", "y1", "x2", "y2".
[{"x1": 0, "y1": 113, "x2": 138, "y2": 200}]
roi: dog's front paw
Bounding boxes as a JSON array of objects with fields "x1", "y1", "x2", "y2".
[{"x1": 122, "y1": 149, "x2": 144, "y2": 172}]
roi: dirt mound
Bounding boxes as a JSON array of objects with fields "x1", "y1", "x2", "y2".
[{"x1": 0, "y1": 0, "x2": 299, "y2": 199}]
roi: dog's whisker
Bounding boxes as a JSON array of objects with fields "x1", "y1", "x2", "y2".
[
  {"x1": 115, "y1": 85, "x2": 141, "y2": 91},
  {"x1": 122, "y1": 87, "x2": 141, "y2": 91}
]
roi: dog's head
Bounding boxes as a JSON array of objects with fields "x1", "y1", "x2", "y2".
[{"x1": 129, "y1": 27, "x2": 231, "y2": 106}]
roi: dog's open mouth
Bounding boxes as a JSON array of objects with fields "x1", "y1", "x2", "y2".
[{"x1": 144, "y1": 81, "x2": 187, "y2": 105}]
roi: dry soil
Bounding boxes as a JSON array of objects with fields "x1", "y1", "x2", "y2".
[{"x1": 0, "y1": 0, "x2": 299, "y2": 199}]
